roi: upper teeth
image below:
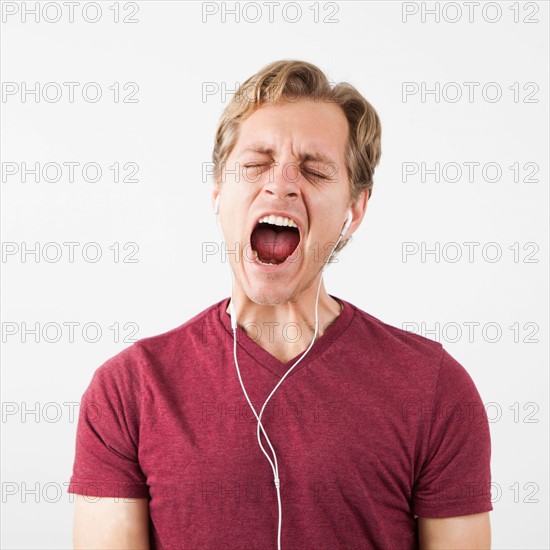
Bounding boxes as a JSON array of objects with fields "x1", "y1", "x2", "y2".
[{"x1": 258, "y1": 215, "x2": 298, "y2": 228}]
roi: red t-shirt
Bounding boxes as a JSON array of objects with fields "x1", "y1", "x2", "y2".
[{"x1": 68, "y1": 296, "x2": 493, "y2": 549}]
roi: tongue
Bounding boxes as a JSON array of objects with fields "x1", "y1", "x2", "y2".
[{"x1": 251, "y1": 226, "x2": 300, "y2": 264}]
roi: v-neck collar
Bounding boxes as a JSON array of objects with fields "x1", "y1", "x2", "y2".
[{"x1": 217, "y1": 294, "x2": 355, "y2": 379}]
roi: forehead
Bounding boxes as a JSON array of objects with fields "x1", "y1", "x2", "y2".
[{"x1": 232, "y1": 99, "x2": 349, "y2": 162}]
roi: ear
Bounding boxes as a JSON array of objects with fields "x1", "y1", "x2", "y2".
[
  {"x1": 211, "y1": 188, "x2": 220, "y2": 214},
  {"x1": 346, "y1": 190, "x2": 369, "y2": 236}
]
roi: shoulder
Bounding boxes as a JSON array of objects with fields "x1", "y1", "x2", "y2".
[
  {"x1": 337, "y1": 299, "x2": 484, "y2": 401},
  {"x1": 344, "y1": 300, "x2": 483, "y2": 403},
  {"x1": 345, "y1": 299, "x2": 445, "y2": 366},
  {"x1": 91, "y1": 300, "x2": 225, "y2": 386},
  {"x1": 134, "y1": 299, "x2": 225, "y2": 356}
]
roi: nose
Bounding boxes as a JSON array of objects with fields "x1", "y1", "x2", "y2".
[{"x1": 263, "y1": 160, "x2": 301, "y2": 200}]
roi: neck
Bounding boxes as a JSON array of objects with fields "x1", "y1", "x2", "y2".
[{"x1": 226, "y1": 278, "x2": 343, "y2": 361}]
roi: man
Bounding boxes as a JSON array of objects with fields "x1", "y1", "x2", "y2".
[{"x1": 69, "y1": 60, "x2": 492, "y2": 549}]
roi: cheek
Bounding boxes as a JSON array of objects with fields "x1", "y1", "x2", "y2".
[
  {"x1": 222, "y1": 199, "x2": 251, "y2": 235},
  {"x1": 314, "y1": 204, "x2": 340, "y2": 231},
  {"x1": 316, "y1": 218, "x2": 345, "y2": 250}
]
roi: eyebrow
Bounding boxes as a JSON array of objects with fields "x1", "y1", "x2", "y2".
[{"x1": 239, "y1": 144, "x2": 337, "y2": 166}]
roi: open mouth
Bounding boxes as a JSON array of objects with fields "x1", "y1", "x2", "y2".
[{"x1": 250, "y1": 216, "x2": 301, "y2": 266}]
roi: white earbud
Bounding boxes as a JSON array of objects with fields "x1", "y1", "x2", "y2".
[
  {"x1": 340, "y1": 209, "x2": 353, "y2": 236},
  {"x1": 214, "y1": 196, "x2": 220, "y2": 216}
]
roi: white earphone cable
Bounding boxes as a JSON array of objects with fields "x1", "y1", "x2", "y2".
[{"x1": 215, "y1": 206, "x2": 350, "y2": 550}]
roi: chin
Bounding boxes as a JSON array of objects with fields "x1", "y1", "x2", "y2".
[{"x1": 241, "y1": 282, "x2": 295, "y2": 307}]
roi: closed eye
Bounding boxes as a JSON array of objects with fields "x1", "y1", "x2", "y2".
[
  {"x1": 304, "y1": 169, "x2": 328, "y2": 179},
  {"x1": 242, "y1": 164, "x2": 331, "y2": 181}
]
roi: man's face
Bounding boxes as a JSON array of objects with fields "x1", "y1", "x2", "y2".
[{"x1": 212, "y1": 98, "x2": 365, "y2": 306}]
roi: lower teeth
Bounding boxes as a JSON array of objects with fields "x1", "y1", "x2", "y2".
[{"x1": 253, "y1": 249, "x2": 276, "y2": 265}]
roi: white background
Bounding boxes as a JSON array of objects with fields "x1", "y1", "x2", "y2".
[{"x1": 1, "y1": 1, "x2": 548, "y2": 548}]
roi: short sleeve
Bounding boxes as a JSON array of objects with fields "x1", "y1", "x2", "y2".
[
  {"x1": 412, "y1": 348, "x2": 493, "y2": 518},
  {"x1": 67, "y1": 345, "x2": 149, "y2": 499}
]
